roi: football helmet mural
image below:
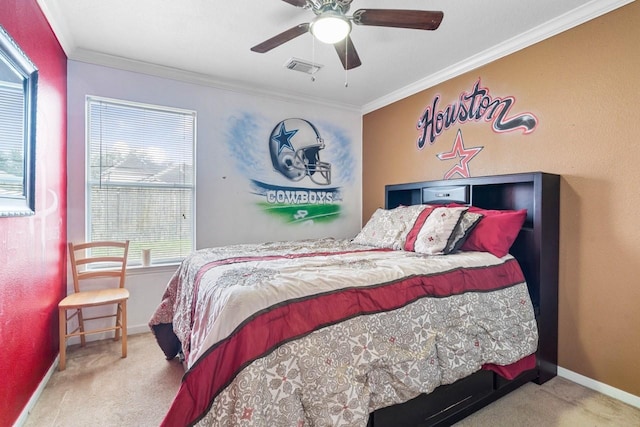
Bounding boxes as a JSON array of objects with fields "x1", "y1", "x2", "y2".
[{"x1": 269, "y1": 118, "x2": 331, "y2": 185}]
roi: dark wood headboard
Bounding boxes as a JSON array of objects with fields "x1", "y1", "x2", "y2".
[{"x1": 385, "y1": 172, "x2": 560, "y2": 383}]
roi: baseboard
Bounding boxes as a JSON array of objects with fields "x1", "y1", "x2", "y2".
[
  {"x1": 13, "y1": 354, "x2": 60, "y2": 427},
  {"x1": 128, "y1": 323, "x2": 151, "y2": 335},
  {"x1": 558, "y1": 367, "x2": 640, "y2": 409}
]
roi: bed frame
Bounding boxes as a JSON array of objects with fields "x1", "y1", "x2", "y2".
[{"x1": 368, "y1": 172, "x2": 560, "y2": 427}]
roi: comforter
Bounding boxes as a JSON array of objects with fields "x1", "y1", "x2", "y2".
[{"x1": 149, "y1": 238, "x2": 538, "y2": 427}]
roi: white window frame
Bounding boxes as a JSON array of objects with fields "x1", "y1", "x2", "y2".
[{"x1": 85, "y1": 95, "x2": 196, "y2": 267}]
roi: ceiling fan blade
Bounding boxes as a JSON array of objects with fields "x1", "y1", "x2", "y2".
[
  {"x1": 281, "y1": 0, "x2": 307, "y2": 7},
  {"x1": 334, "y1": 36, "x2": 362, "y2": 70},
  {"x1": 251, "y1": 23, "x2": 310, "y2": 53},
  {"x1": 352, "y1": 9, "x2": 443, "y2": 30}
]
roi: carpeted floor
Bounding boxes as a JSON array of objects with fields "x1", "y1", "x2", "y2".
[
  {"x1": 24, "y1": 333, "x2": 640, "y2": 426},
  {"x1": 25, "y1": 333, "x2": 184, "y2": 427}
]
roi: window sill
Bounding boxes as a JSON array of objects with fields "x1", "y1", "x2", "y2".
[{"x1": 126, "y1": 263, "x2": 180, "y2": 276}]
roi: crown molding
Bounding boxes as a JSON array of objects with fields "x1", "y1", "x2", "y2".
[
  {"x1": 70, "y1": 48, "x2": 362, "y2": 112},
  {"x1": 38, "y1": 0, "x2": 633, "y2": 115},
  {"x1": 37, "y1": 0, "x2": 76, "y2": 55},
  {"x1": 362, "y1": 0, "x2": 635, "y2": 114},
  {"x1": 36, "y1": 1, "x2": 361, "y2": 113}
]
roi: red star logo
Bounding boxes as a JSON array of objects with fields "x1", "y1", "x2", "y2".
[{"x1": 437, "y1": 129, "x2": 483, "y2": 179}]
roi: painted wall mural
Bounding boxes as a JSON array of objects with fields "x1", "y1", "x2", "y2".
[
  {"x1": 226, "y1": 113, "x2": 355, "y2": 225},
  {"x1": 416, "y1": 79, "x2": 538, "y2": 179},
  {"x1": 436, "y1": 129, "x2": 483, "y2": 180}
]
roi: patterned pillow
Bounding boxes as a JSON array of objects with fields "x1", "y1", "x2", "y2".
[
  {"x1": 392, "y1": 205, "x2": 433, "y2": 249},
  {"x1": 444, "y1": 211, "x2": 484, "y2": 254},
  {"x1": 354, "y1": 205, "x2": 430, "y2": 250},
  {"x1": 404, "y1": 206, "x2": 469, "y2": 255}
]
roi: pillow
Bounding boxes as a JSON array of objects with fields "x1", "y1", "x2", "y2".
[
  {"x1": 459, "y1": 207, "x2": 527, "y2": 257},
  {"x1": 403, "y1": 206, "x2": 436, "y2": 251},
  {"x1": 353, "y1": 205, "x2": 430, "y2": 249},
  {"x1": 404, "y1": 206, "x2": 468, "y2": 255},
  {"x1": 393, "y1": 205, "x2": 433, "y2": 249},
  {"x1": 444, "y1": 211, "x2": 484, "y2": 254}
]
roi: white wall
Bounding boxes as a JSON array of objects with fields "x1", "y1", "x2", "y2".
[{"x1": 67, "y1": 60, "x2": 363, "y2": 338}]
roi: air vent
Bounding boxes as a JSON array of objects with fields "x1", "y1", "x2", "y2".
[{"x1": 284, "y1": 58, "x2": 323, "y2": 75}]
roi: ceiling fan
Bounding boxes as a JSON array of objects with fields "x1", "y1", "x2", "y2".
[{"x1": 251, "y1": 0, "x2": 444, "y2": 70}]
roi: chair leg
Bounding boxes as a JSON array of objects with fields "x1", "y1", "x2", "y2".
[
  {"x1": 114, "y1": 304, "x2": 121, "y2": 342},
  {"x1": 77, "y1": 308, "x2": 86, "y2": 347},
  {"x1": 121, "y1": 300, "x2": 127, "y2": 359},
  {"x1": 59, "y1": 307, "x2": 67, "y2": 371}
]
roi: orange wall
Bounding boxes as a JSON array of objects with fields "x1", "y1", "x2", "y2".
[
  {"x1": 363, "y1": 2, "x2": 640, "y2": 396},
  {"x1": 0, "y1": 1, "x2": 67, "y2": 425}
]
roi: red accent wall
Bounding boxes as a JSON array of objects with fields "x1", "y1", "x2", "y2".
[{"x1": 0, "y1": 1, "x2": 67, "y2": 425}]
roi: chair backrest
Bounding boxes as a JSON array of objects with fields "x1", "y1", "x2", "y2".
[{"x1": 68, "y1": 241, "x2": 130, "y2": 293}]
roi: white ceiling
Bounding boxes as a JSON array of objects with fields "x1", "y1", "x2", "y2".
[{"x1": 38, "y1": 0, "x2": 630, "y2": 112}]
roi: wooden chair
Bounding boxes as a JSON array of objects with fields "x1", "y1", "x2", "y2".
[{"x1": 59, "y1": 240, "x2": 130, "y2": 371}]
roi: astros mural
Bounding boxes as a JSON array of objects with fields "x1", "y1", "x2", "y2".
[
  {"x1": 417, "y1": 78, "x2": 538, "y2": 179},
  {"x1": 226, "y1": 114, "x2": 355, "y2": 225}
]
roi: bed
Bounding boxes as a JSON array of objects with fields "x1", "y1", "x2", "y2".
[{"x1": 149, "y1": 172, "x2": 560, "y2": 427}]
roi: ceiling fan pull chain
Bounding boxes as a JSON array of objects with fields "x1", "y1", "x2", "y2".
[
  {"x1": 311, "y1": 36, "x2": 316, "y2": 82},
  {"x1": 344, "y1": 38, "x2": 349, "y2": 88}
]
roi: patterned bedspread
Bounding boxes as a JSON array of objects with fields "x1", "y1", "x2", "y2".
[{"x1": 149, "y1": 238, "x2": 538, "y2": 427}]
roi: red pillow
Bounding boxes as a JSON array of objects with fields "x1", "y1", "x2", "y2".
[{"x1": 457, "y1": 206, "x2": 527, "y2": 257}]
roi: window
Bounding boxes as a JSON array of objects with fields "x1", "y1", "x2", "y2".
[
  {"x1": 0, "y1": 82, "x2": 23, "y2": 197},
  {"x1": 0, "y1": 24, "x2": 38, "y2": 217},
  {"x1": 86, "y1": 96, "x2": 195, "y2": 266}
]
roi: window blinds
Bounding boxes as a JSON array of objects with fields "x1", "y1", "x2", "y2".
[
  {"x1": 0, "y1": 83, "x2": 24, "y2": 197},
  {"x1": 86, "y1": 96, "x2": 196, "y2": 265}
]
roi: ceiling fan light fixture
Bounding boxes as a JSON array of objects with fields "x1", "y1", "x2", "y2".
[{"x1": 310, "y1": 13, "x2": 351, "y2": 44}]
